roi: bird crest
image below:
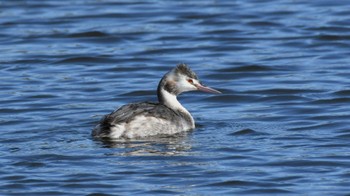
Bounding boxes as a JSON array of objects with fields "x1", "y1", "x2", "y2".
[{"x1": 174, "y1": 63, "x2": 198, "y2": 79}]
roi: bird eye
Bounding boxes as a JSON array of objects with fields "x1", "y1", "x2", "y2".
[{"x1": 187, "y1": 79, "x2": 194, "y2": 84}]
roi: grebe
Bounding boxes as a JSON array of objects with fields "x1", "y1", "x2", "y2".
[{"x1": 92, "y1": 63, "x2": 221, "y2": 139}]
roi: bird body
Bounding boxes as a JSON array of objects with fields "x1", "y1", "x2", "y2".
[
  {"x1": 94, "y1": 102, "x2": 193, "y2": 138},
  {"x1": 92, "y1": 63, "x2": 220, "y2": 139}
]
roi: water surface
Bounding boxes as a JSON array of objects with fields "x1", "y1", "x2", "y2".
[{"x1": 1, "y1": 0, "x2": 350, "y2": 195}]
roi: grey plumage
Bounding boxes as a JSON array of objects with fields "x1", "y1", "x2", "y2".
[{"x1": 92, "y1": 102, "x2": 192, "y2": 138}]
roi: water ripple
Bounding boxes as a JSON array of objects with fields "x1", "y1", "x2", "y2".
[{"x1": 1, "y1": 0, "x2": 350, "y2": 195}]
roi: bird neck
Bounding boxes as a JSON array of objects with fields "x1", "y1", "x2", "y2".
[
  {"x1": 158, "y1": 88, "x2": 184, "y2": 110},
  {"x1": 157, "y1": 78, "x2": 187, "y2": 112},
  {"x1": 157, "y1": 78, "x2": 195, "y2": 128}
]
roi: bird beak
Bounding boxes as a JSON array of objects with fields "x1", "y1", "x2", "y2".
[{"x1": 195, "y1": 83, "x2": 221, "y2": 94}]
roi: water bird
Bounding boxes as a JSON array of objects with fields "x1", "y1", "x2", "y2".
[{"x1": 92, "y1": 63, "x2": 221, "y2": 139}]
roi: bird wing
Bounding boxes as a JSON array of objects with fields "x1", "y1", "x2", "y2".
[{"x1": 101, "y1": 102, "x2": 179, "y2": 126}]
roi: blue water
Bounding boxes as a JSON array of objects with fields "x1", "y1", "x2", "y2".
[{"x1": 1, "y1": 0, "x2": 350, "y2": 195}]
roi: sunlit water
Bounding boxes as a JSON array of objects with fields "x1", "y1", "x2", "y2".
[{"x1": 1, "y1": 0, "x2": 350, "y2": 195}]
